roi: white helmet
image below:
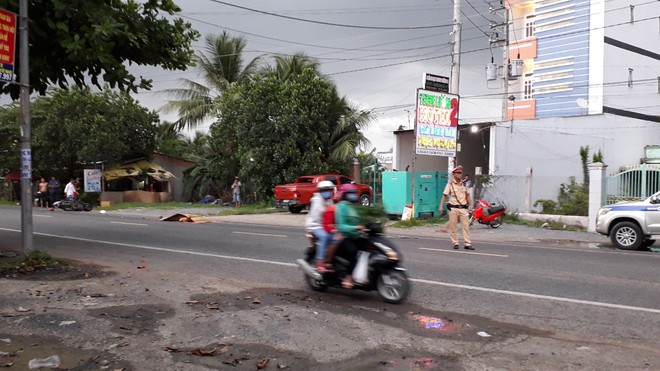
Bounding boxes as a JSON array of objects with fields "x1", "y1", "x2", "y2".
[{"x1": 317, "y1": 180, "x2": 335, "y2": 191}]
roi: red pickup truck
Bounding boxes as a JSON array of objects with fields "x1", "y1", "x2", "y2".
[{"x1": 274, "y1": 174, "x2": 373, "y2": 213}]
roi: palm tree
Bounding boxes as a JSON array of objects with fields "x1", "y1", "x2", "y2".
[
  {"x1": 327, "y1": 98, "x2": 373, "y2": 164},
  {"x1": 265, "y1": 52, "x2": 322, "y2": 81},
  {"x1": 161, "y1": 31, "x2": 262, "y2": 131}
]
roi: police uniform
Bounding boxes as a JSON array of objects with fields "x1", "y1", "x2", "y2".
[{"x1": 441, "y1": 167, "x2": 472, "y2": 249}]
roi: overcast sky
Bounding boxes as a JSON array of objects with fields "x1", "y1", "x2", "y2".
[{"x1": 133, "y1": 0, "x2": 504, "y2": 152}]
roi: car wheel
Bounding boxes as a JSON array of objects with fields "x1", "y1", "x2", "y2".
[
  {"x1": 359, "y1": 194, "x2": 371, "y2": 206},
  {"x1": 288, "y1": 205, "x2": 302, "y2": 214},
  {"x1": 610, "y1": 221, "x2": 643, "y2": 250}
]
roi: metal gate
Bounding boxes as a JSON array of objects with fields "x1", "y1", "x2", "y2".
[{"x1": 605, "y1": 164, "x2": 660, "y2": 204}]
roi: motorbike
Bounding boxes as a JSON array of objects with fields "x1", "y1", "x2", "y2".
[
  {"x1": 52, "y1": 199, "x2": 93, "y2": 212},
  {"x1": 296, "y1": 223, "x2": 411, "y2": 304},
  {"x1": 469, "y1": 199, "x2": 506, "y2": 228}
]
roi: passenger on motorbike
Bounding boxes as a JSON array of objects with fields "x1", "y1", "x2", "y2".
[
  {"x1": 304, "y1": 180, "x2": 336, "y2": 273},
  {"x1": 334, "y1": 184, "x2": 398, "y2": 289}
]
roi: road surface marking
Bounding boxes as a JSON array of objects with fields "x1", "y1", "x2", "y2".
[
  {"x1": 111, "y1": 221, "x2": 148, "y2": 226},
  {"x1": 233, "y1": 231, "x2": 286, "y2": 238},
  {"x1": 2, "y1": 228, "x2": 658, "y2": 314},
  {"x1": 419, "y1": 247, "x2": 508, "y2": 258},
  {"x1": 411, "y1": 278, "x2": 660, "y2": 314},
  {"x1": 34, "y1": 215, "x2": 52, "y2": 218}
]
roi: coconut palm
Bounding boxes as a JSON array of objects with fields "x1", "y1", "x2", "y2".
[
  {"x1": 327, "y1": 99, "x2": 373, "y2": 164},
  {"x1": 265, "y1": 52, "x2": 322, "y2": 81},
  {"x1": 161, "y1": 31, "x2": 262, "y2": 131}
]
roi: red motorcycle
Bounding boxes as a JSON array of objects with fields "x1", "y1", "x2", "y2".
[{"x1": 469, "y1": 199, "x2": 506, "y2": 228}]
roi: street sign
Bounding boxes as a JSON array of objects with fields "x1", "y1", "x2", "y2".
[
  {"x1": 0, "y1": 8, "x2": 16, "y2": 83},
  {"x1": 84, "y1": 169, "x2": 102, "y2": 192},
  {"x1": 423, "y1": 73, "x2": 449, "y2": 93}
]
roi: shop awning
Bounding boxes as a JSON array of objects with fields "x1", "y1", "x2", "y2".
[{"x1": 103, "y1": 160, "x2": 175, "y2": 182}]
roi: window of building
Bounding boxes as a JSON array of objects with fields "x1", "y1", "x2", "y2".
[{"x1": 524, "y1": 79, "x2": 533, "y2": 99}]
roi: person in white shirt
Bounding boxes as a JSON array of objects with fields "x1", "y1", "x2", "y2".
[
  {"x1": 304, "y1": 181, "x2": 335, "y2": 273},
  {"x1": 64, "y1": 179, "x2": 77, "y2": 201}
]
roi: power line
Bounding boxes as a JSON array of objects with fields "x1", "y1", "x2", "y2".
[{"x1": 207, "y1": 0, "x2": 455, "y2": 30}]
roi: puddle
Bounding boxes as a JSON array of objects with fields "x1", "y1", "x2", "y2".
[
  {"x1": 0, "y1": 333, "x2": 133, "y2": 370},
  {"x1": 412, "y1": 315, "x2": 457, "y2": 333}
]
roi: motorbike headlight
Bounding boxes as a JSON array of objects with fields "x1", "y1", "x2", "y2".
[{"x1": 597, "y1": 207, "x2": 612, "y2": 217}]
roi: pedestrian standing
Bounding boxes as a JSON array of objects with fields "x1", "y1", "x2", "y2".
[
  {"x1": 37, "y1": 178, "x2": 48, "y2": 207},
  {"x1": 232, "y1": 176, "x2": 242, "y2": 208},
  {"x1": 64, "y1": 179, "x2": 77, "y2": 201},
  {"x1": 47, "y1": 176, "x2": 60, "y2": 207},
  {"x1": 439, "y1": 166, "x2": 474, "y2": 250}
]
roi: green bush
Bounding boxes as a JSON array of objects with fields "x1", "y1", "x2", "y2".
[{"x1": 534, "y1": 176, "x2": 588, "y2": 216}]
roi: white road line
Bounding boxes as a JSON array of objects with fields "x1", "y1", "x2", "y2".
[
  {"x1": 411, "y1": 278, "x2": 660, "y2": 314},
  {"x1": 419, "y1": 247, "x2": 508, "y2": 258},
  {"x1": 111, "y1": 221, "x2": 148, "y2": 226},
  {"x1": 2, "y1": 227, "x2": 658, "y2": 314},
  {"x1": 34, "y1": 215, "x2": 52, "y2": 218},
  {"x1": 233, "y1": 231, "x2": 286, "y2": 238}
]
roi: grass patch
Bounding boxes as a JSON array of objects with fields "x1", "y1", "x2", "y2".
[
  {"x1": 389, "y1": 216, "x2": 447, "y2": 229},
  {"x1": 221, "y1": 201, "x2": 288, "y2": 216},
  {"x1": 98, "y1": 202, "x2": 215, "y2": 211},
  {"x1": 97, "y1": 200, "x2": 287, "y2": 216},
  {"x1": 503, "y1": 213, "x2": 585, "y2": 231},
  {"x1": 0, "y1": 250, "x2": 66, "y2": 274}
]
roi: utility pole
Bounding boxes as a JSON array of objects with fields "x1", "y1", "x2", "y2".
[
  {"x1": 489, "y1": 2, "x2": 510, "y2": 175},
  {"x1": 19, "y1": 0, "x2": 33, "y2": 253},
  {"x1": 449, "y1": 0, "x2": 461, "y2": 171}
]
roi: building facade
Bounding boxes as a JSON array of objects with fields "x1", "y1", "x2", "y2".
[{"x1": 490, "y1": 0, "x2": 660, "y2": 205}]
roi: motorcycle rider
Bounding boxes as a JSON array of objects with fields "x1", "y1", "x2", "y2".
[
  {"x1": 305, "y1": 180, "x2": 336, "y2": 273},
  {"x1": 335, "y1": 183, "x2": 398, "y2": 289}
]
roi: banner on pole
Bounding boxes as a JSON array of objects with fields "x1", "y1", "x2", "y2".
[
  {"x1": 414, "y1": 89, "x2": 459, "y2": 157},
  {"x1": 0, "y1": 8, "x2": 16, "y2": 83}
]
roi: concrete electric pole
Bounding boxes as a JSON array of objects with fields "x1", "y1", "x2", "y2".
[
  {"x1": 450, "y1": 0, "x2": 462, "y2": 170},
  {"x1": 19, "y1": 0, "x2": 33, "y2": 253}
]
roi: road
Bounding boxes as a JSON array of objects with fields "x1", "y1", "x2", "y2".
[{"x1": 1, "y1": 205, "x2": 659, "y2": 370}]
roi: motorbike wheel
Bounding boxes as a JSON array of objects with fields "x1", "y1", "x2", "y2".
[
  {"x1": 376, "y1": 269, "x2": 410, "y2": 304},
  {"x1": 304, "y1": 273, "x2": 327, "y2": 292},
  {"x1": 489, "y1": 215, "x2": 503, "y2": 228},
  {"x1": 83, "y1": 203, "x2": 93, "y2": 211}
]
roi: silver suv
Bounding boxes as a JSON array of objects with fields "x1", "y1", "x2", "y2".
[{"x1": 595, "y1": 191, "x2": 660, "y2": 250}]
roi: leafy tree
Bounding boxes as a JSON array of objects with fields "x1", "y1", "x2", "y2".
[
  {"x1": 0, "y1": 0, "x2": 199, "y2": 98},
  {"x1": 29, "y1": 87, "x2": 158, "y2": 179},
  {"x1": 210, "y1": 69, "x2": 345, "y2": 197},
  {"x1": 0, "y1": 104, "x2": 21, "y2": 176},
  {"x1": 161, "y1": 31, "x2": 262, "y2": 131}
]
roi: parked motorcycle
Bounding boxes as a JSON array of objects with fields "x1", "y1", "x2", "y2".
[
  {"x1": 469, "y1": 199, "x2": 506, "y2": 228},
  {"x1": 296, "y1": 223, "x2": 411, "y2": 304},
  {"x1": 52, "y1": 199, "x2": 93, "y2": 212}
]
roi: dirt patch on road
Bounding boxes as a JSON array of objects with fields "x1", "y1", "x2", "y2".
[{"x1": 188, "y1": 288, "x2": 550, "y2": 343}]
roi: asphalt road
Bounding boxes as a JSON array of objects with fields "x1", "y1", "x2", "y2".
[{"x1": 2, "y1": 206, "x2": 659, "y2": 338}]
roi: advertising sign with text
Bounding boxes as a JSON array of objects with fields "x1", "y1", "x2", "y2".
[
  {"x1": 414, "y1": 89, "x2": 459, "y2": 157},
  {"x1": 84, "y1": 169, "x2": 102, "y2": 193},
  {"x1": 0, "y1": 8, "x2": 16, "y2": 83}
]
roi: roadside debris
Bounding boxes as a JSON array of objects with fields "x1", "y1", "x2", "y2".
[
  {"x1": 159, "y1": 213, "x2": 210, "y2": 223},
  {"x1": 477, "y1": 331, "x2": 492, "y2": 337},
  {"x1": 28, "y1": 355, "x2": 60, "y2": 369}
]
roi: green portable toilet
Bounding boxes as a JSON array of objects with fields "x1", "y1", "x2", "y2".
[{"x1": 381, "y1": 171, "x2": 412, "y2": 216}]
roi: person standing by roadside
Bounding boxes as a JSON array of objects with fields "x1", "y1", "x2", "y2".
[
  {"x1": 64, "y1": 179, "x2": 77, "y2": 201},
  {"x1": 37, "y1": 178, "x2": 49, "y2": 207},
  {"x1": 47, "y1": 176, "x2": 60, "y2": 207},
  {"x1": 439, "y1": 166, "x2": 474, "y2": 250},
  {"x1": 232, "y1": 176, "x2": 242, "y2": 207}
]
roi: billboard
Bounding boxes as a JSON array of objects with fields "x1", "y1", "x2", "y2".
[
  {"x1": 0, "y1": 8, "x2": 16, "y2": 83},
  {"x1": 423, "y1": 73, "x2": 449, "y2": 93},
  {"x1": 414, "y1": 89, "x2": 459, "y2": 157},
  {"x1": 84, "y1": 169, "x2": 102, "y2": 193}
]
